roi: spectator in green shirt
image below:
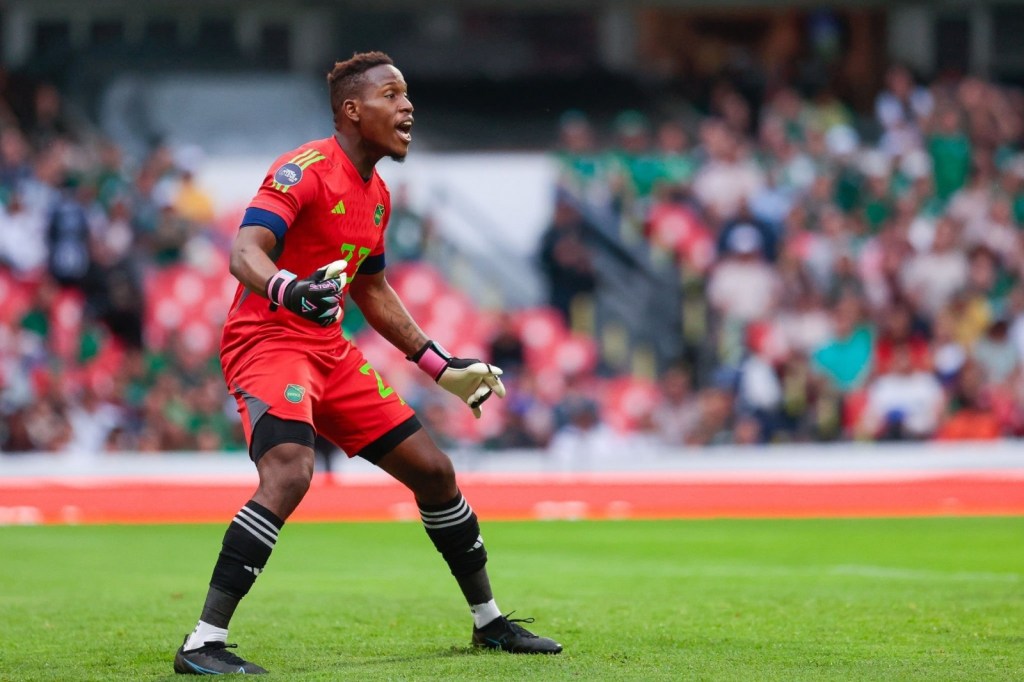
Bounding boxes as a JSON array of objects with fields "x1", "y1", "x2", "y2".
[{"x1": 928, "y1": 105, "x2": 972, "y2": 201}]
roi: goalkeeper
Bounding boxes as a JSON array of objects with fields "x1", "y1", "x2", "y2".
[{"x1": 173, "y1": 51, "x2": 561, "y2": 676}]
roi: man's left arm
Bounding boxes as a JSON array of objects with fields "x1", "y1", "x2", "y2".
[
  {"x1": 349, "y1": 271, "x2": 505, "y2": 417},
  {"x1": 347, "y1": 270, "x2": 428, "y2": 355}
]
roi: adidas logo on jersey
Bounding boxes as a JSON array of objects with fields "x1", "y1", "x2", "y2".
[{"x1": 331, "y1": 200, "x2": 346, "y2": 215}]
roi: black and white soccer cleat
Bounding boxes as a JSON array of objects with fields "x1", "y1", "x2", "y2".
[
  {"x1": 472, "y1": 613, "x2": 563, "y2": 654},
  {"x1": 174, "y1": 637, "x2": 268, "y2": 675}
]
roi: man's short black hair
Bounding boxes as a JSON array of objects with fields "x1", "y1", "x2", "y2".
[{"x1": 327, "y1": 51, "x2": 394, "y2": 126}]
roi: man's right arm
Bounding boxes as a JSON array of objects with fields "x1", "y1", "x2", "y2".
[
  {"x1": 230, "y1": 225, "x2": 347, "y2": 327},
  {"x1": 230, "y1": 225, "x2": 280, "y2": 295}
]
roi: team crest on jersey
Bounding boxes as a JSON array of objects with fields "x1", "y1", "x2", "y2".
[
  {"x1": 284, "y1": 384, "x2": 306, "y2": 403},
  {"x1": 373, "y1": 203, "x2": 385, "y2": 226},
  {"x1": 274, "y1": 163, "x2": 303, "y2": 187}
]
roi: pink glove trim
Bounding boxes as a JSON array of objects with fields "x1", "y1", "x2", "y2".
[
  {"x1": 416, "y1": 344, "x2": 450, "y2": 381},
  {"x1": 266, "y1": 269, "x2": 296, "y2": 307}
]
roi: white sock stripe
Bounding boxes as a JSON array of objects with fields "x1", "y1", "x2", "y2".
[
  {"x1": 419, "y1": 498, "x2": 468, "y2": 518},
  {"x1": 232, "y1": 516, "x2": 276, "y2": 549},
  {"x1": 233, "y1": 512, "x2": 278, "y2": 545},
  {"x1": 420, "y1": 506, "x2": 474, "y2": 529},
  {"x1": 418, "y1": 497, "x2": 467, "y2": 517},
  {"x1": 421, "y1": 515, "x2": 476, "y2": 530},
  {"x1": 238, "y1": 506, "x2": 281, "y2": 536},
  {"x1": 419, "y1": 503, "x2": 471, "y2": 524},
  {"x1": 237, "y1": 506, "x2": 280, "y2": 538},
  {"x1": 419, "y1": 504, "x2": 473, "y2": 526}
]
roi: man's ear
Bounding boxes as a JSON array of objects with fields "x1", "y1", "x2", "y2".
[{"x1": 342, "y1": 99, "x2": 360, "y2": 124}]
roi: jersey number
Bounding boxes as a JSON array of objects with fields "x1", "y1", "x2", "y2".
[
  {"x1": 340, "y1": 243, "x2": 372, "y2": 283},
  {"x1": 359, "y1": 362, "x2": 404, "y2": 403}
]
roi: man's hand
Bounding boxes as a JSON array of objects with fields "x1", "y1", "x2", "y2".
[
  {"x1": 266, "y1": 260, "x2": 348, "y2": 327},
  {"x1": 409, "y1": 340, "x2": 506, "y2": 418}
]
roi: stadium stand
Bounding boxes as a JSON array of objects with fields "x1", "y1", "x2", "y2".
[{"x1": 4, "y1": 59, "x2": 1024, "y2": 457}]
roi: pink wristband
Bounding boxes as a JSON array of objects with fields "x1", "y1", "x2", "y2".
[
  {"x1": 415, "y1": 342, "x2": 451, "y2": 381},
  {"x1": 266, "y1": 269, "x2": 297, "y2": 307}
]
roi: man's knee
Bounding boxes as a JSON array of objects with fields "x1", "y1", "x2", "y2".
[
  {"x1": 260, "y1": 443, "x2": 313, "y2": 487},
  {"x1": 374, "y1": 430, "x2": 458, "y2": 502},
  {"x1": 417, "y1": 454, "x2": 456, "y2": 495},
  {"x1": 400, "y1": 449, "x2": 457, "y2": 502},
  {"x1": 249, "y1": 413, "x2": 313, "y2": 516}
]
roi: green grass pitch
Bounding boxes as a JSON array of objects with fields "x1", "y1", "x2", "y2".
[{"x1": 0, "y1": 517, "x2": 1021, "y2": 681}]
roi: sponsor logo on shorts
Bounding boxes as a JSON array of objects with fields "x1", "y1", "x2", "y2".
[
  {"x1": 274, "y1": 163, "x2": 303, "y2": 187},
  {"x1": 284, "y1": 384, "x2": 306, "y2": 403}
]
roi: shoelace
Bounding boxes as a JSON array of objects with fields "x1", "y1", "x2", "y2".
[
  {"x1": 198, "y1": 642, "x2": 248, "y2": 664},
  {"x1": 501, "y1": 612, "x2": 539, "y2": 639}
]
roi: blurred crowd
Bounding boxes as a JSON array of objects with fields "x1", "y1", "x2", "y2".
[
  {"x1": 542, "y1": 64, "x2": 1024, "y2": 446},
  {"x1": 0, "y1": 72, "x2": 246, "y2": 453},
  {"x1": 5, "y1": 61, "x2": 1024, "y2": 457}
]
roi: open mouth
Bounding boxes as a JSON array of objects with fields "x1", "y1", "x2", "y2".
[{"x1": 396, "y1": 120, "x2": 413, "y2": 143}]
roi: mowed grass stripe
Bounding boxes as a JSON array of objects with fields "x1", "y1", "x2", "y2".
[{"x1": 0, "y1": 517, "x2": 1021, "y2": 681}]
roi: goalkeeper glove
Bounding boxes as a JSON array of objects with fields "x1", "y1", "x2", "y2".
[
  {"x1": 409, "y1": 340, "x2": 506, "y2": 418},
  {"x1": 266, "y1": 260, "x2": 348, "y2": 327}
]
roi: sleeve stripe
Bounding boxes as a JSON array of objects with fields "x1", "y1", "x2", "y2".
[
  {"x1": 241, "y1": 207, "x2": 288, "y2": 240},
  {"x1": 358, "y1": 253, "x2": 386, "y2": 275},
  {"x1": 289, "y1": 148, "x2": 321, "y2": 165},
  {"x1": 298, "y1": 154, "x2": 326, "y2": 169}
]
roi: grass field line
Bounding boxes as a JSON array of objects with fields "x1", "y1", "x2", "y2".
[
  {"x1": 827, "y1": 563, "x2": 1022, "y2": 582},
  {"x1": 674, "y1": 563, "x2": 1023, "y2": 583}
]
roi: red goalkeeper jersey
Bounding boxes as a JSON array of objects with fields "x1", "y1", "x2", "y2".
[{"x1": 221, "y1": 136, "x2": 391, "y2": 363}]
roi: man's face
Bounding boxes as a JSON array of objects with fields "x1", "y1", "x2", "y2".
[{"x1": 356, "y1": 64, "x2": 414, "y2": 161}]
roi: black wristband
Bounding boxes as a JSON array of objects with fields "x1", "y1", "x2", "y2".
[{"x1": 407, "y1": 340, "x2": 433, "y2": 362}]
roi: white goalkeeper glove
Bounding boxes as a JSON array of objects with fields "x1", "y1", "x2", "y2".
[{"x1": 409, "y1": 340, "x2": 506, "y2": 418}]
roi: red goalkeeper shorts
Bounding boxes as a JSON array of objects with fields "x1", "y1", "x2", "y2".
[{"x1": 224, "y1": 340, "x2": 416, "y2": 459}]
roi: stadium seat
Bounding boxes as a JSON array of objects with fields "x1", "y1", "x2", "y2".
[
  {"x1": 514, "y1": 307, "x2": 569, "y2": 371},
  {"x1": 171, "y1": 267, "x2": 207, "y2": 309},
  {"x1": 0, "y1": 270, "x2": 34, "y2": 324},
  {"x1": 180, "y1": 319, "x2": 218, "y2": 357},
  {"x1": 388, "y1": 262, "x2": 446, "y2": 319},
  {"x1": 600, "y1": 375, "x2": 660, "y2": 433},
  {"x1": 531, "y1": 333, "x2": 599, "y2": 384},
  {"x1": 842, "y1": 389, "x2": 869, "y2": 435},
  {"x1": 50, "y1": 288, "x2": 85, "y2": 361},
  {"x1": 144, "y1": 264, "x2": 236, "y2": 350},
  {"x1": 426, "y1": 292, "x2": 486, "y2": 347},
  {"x1": 81, "y1": 341, "x2": 127, "y2": 400},
  {"x1": 645, "y1": 202, "x2": 715, "y2": 272}
]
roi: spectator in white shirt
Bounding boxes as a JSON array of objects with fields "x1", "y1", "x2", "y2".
[
  {"x1": 859, "y1": 343, "x2": 946, "y2": 440},
  {"x1": 692, "y1": 120, "x2": 766, "y2": 223},
  {"x1": 707, "y1": 224, "x2": 782, "y2": 324},
  {"x1": 900, "y1": 217, "x2": 969, "y2": 318}
]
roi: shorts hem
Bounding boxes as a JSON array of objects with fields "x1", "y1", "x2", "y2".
[{"x1": 354, "y1": 416, "x2": 422, "y2": 464}]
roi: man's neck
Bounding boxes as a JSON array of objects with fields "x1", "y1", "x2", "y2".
[{"x1": 333, "y1": 132, "x2": 376, "y2": 181}]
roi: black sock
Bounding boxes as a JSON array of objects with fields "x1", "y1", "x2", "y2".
[
  {"x1": 199, "y1": 586, "x2": 240, "y2": 629},
  {"x1": 202, "y1": 500, "x2": 283, "y2": 628},
  {"x1": 419, "y1": 491, "x2": 492, "y2": 605},
  {"x1": 456, "y1": 567, "x2": 494, "y2": 608}
]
